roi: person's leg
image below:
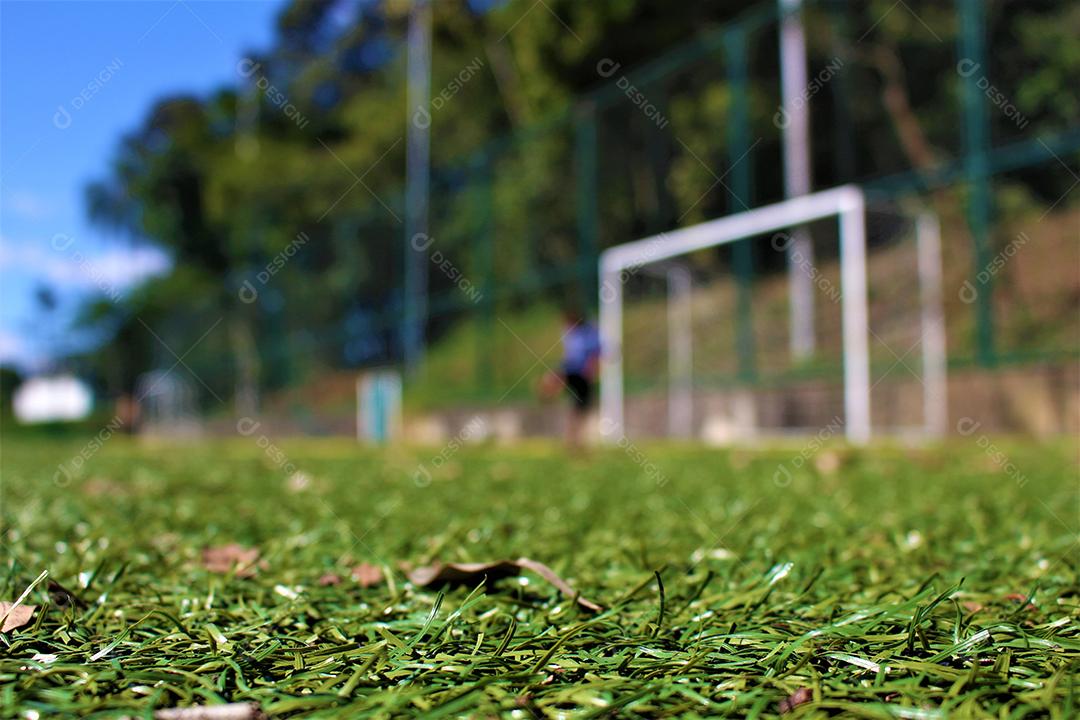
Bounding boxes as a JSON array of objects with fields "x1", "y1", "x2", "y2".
[
  {"x1": 564, "y1": 373, "x2": 588, "y2": 451},
  {"x1": 565, "y1": 407, "x2": 582, "y2": 450}
]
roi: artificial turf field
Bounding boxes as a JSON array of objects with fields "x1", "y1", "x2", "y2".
[{"x1": 1, "y1": 436, "x2": 1077, "y2": 718}]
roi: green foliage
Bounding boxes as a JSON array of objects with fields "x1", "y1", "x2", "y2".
[
  {"x1": 74, "y1": 0, "x2": 1080, "y2": 405},
  {"x1": 0, "y1": 366, "x2": 21, "y2": 416}
]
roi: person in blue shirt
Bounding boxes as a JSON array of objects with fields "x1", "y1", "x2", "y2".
[{"x1": 557, "y1": 306, "x2": 601, "y2": 449}]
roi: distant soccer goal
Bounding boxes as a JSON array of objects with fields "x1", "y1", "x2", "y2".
[{"x1": 598, "y1": 185, "x2": 946, "y2": 445}]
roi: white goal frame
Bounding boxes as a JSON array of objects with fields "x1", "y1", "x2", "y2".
[{"x1": 597, "y1": 184, "x2": 947, "y2": 445}]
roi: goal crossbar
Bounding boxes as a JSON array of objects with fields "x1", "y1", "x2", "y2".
[{"x1": 598, "y1": 185, "x2": 872, "y2": 444}]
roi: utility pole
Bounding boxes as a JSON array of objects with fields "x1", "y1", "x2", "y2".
[
  {"x1": 403, "y1": 0, "x2": 431, "y2": 372},
  {"x1": 779, "y1": 0, "x2": 815, "y2": 360}
]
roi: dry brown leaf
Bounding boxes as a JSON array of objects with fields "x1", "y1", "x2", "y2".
[
  {"x1": 48, "y1": 579, "x2": 87, "y2": 609},
  {"x1": 152, "y1": 702, "x2": 266, "y2": 720},
  {"x1": 83, "y1": 477, "x2": 126, "y2": 497},
  {"x1": 152, "y1": 533, "x2": 182, "y2": 552},
  {"x1": 407, "y1": 560, "x2": 520, "y2": 587},
  {"x1": 1003, "y1": 592, "x2": 1037, "y2": 610},
  {"x1": 813, "y1": 450, "x2": 842, "y2": 475},
  {"x1": 202, "y1": 544, "x2": 261, "y2": 577},
  {"x1": 351, "y1": 563, "x2": 384, "y2": 588},
  {"x1": 514, "y1": 558, "x2": 604, "y2": 612},
  {"x1": 778, "y1": 688, "x2": 813, "y2": 714},
  {"x1": 408, "y1": 557, "x2": 602, "y2": 612},
  {"x1": 0, "y1": 601, "x2": 37, "y2": 633}
]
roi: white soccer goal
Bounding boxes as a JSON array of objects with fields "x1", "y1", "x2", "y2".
[{"x1": 597, "y1": 185, "x2": 946, "y2": 445}]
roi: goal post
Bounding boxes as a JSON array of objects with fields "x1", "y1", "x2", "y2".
[{"x1": 598, "y1": 184, "x2": 939, "y2": 445}]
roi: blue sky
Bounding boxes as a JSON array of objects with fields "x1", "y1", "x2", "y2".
[{"x1": 1, "y1": 0, "x2": 286, "y2": 370}]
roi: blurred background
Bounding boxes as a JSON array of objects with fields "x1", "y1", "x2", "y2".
[{"x1": 1, "y1": 0, "x2": 1077, "y2": 442}]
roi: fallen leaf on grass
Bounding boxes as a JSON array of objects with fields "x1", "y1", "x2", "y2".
[
  {"x1": 0, "y1": 602, "x2": 36, "y2": 633},
  {"x1": 408, "y1": 557, "x2": 602, "y2": 612},
  {"x1": 48, "y1": 579, "x2": 87, "y2": 609},
  {"x1": 408, "y1": 560, "x2": 520, "y2": 587},
  {"x1": 516, "y1": 558, "x2": 603, "y2": 611},
  {"x1": 152, "y1": 533, "x2": 182, "y2": 552},
  {"x1": 1003, "y1": 593, "x2": 1037, "y2": 610},
  {"x1": 813, "y1": 450, "x2": 842, "y2": 475},
  {"x1": 778, "y1": 688, "x2": 813, "y2": 714},
  {"x1": 351, "y1": 562, "x2": 384, "y2": 588},
  {"x1": 151, "y1": 702, "x2": 266, "y2": 719},
  {"x1": 83, "y1": 477, "x2": 126, "y2": 497},
  {"x1": 202, "y1": 545, "x2": 262, "y2": 577},
  {"x1": 317, "y1": 573, "x2": 342, "y2": 586}
]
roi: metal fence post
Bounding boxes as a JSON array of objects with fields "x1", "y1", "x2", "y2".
[
  {"x1": 958, "y1": 0, "x2": 995, "y2": 366},
  {"x1": 576, "y1": 101, "x2": 600, "y2": 311},
  {"x1": 726, "y1": 24, "x2": 757, "y2": 382},
  {"x1": 826, "y1": 2, "x2": 856, "y2": 183},
  {"x1": 472, "y1": 151, "x2": 495, "y2": 395},
  {"x1": 403, "y1": 0, "x2": 432, "y2": 373}
]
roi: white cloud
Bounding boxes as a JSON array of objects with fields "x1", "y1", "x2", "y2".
[
  {"x1": 0, "y1": 328, "x2": 45, "y2": 370},
  {"x1": 4, "y1": 191, "x2": 50, "y2": 220},
  {"x1": 0, "y1": 236, "x2": 170, "y2": 296}
]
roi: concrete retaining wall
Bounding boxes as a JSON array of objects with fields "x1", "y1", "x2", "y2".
[{"x1": 405, "y1": 361, "x2": 1078, "y2": 444}]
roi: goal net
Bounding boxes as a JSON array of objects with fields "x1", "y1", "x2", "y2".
[{"x1": 597, "y1": 185, "x2": 946, "y2": 445}]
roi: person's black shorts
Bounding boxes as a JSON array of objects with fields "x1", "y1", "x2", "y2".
[{"x1": 564, "y1": 372, "x2": 594, "y2": 413}]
